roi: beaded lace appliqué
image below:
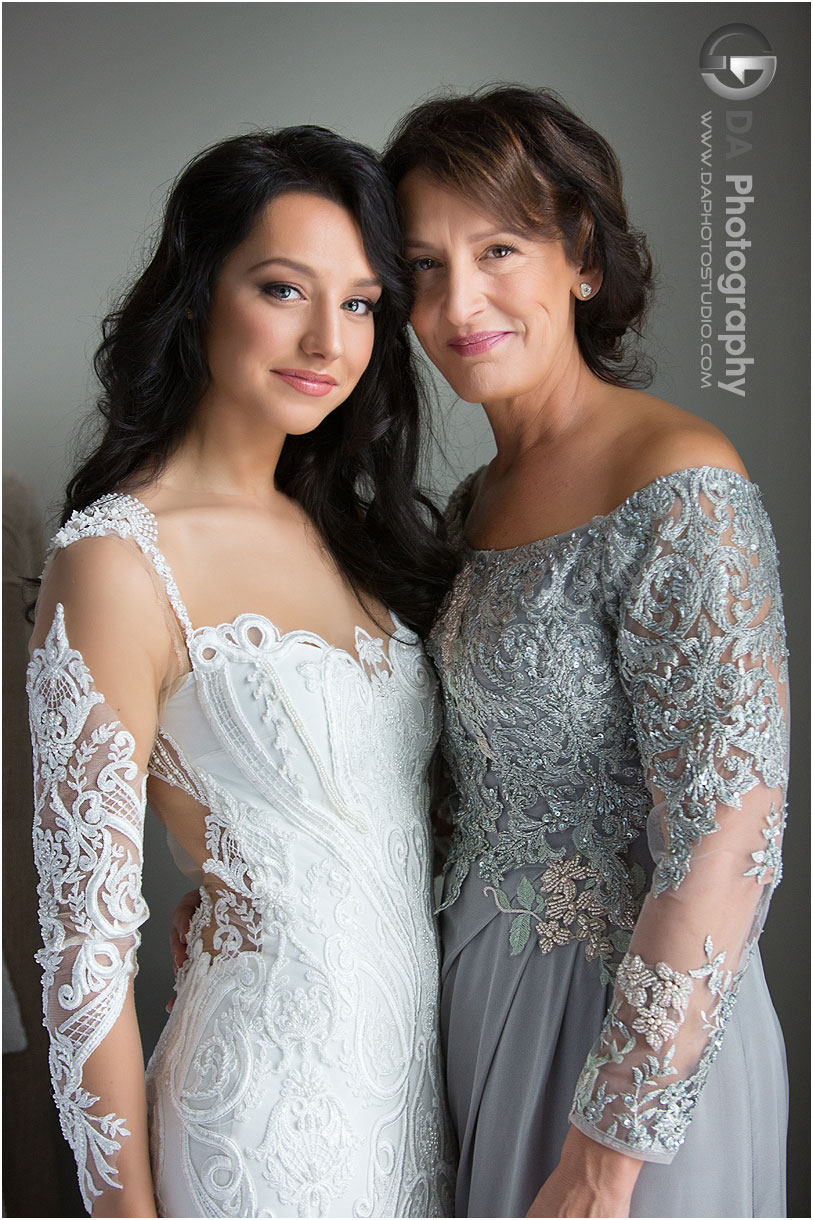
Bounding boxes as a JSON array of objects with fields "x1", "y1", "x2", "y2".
[
  {"x1": 430, "y1": 472, "x2": 654, "y2": 943},
  {"x1": 571, "y1": 936, "x2": 742, "y2": 1158},
  {"x1": 28, "y1": 603, "x2": 149, "y2": 1212},
  {"x1": 486, "y1": 857, "x2": 647, "y2": 982},
  {"x1": 53, "y1": 494, "x2": 194, "y2": 638},
  {"x1": 432, "y1": 467, "x2": 788, "y2": 1160},
  {"x1": 146, "y1": 615, "x2": 454, "y2": 1215},
  {"x1": 32, "y1": 493, "x2": 456, "y2": 1215}
]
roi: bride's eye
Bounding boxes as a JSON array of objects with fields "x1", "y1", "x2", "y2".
[
  {"x1": 342, "y1": 297, "x2": 380, "y2": 316},
  {"x1": 262, "y1": 283, "x2": 303, "y2": 301}
]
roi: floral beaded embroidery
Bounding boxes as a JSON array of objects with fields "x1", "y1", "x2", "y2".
[
  {"x1": 486, "y1": 857, "x2": 647, "y2": 981},
  {"x1": 746, "y1": 805, "x2": 785, "y2": 885},
  {"x1": 572, "y1": 938, "x2": 741, "y2": 1158}
]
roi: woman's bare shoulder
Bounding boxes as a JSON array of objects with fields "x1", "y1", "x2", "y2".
[
  {"x1": 32, "y1": 531, "x2": 171, "y2": 660},
  {"x1": 607, "y1": 390, "x2": 748, "y2": 499}
]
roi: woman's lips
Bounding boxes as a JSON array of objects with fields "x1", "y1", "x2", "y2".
[
  {"x1": 446, "y1": 331, "x2": 510, "y2": 356},
  {"x1": 272, "y1": 368, "x2": 338, "y2": 397}
]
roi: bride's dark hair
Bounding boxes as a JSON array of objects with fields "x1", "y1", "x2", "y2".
[{"x1": 64, "y1": 126, "x2": 454, "y2": 633}]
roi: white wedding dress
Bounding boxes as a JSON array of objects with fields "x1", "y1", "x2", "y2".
[{"x1": 28, "y1": 493, "x2": 455, "y2": 1217}]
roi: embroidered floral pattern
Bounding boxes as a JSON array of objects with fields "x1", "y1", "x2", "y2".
[
  {"x1": 571, "y1": 939, "x2": 739, "y2": 1159},
  {"x1": 650, "y1": 962, "x2": 694, "y2": 1016},
  {"x1": 429, "y1": 478, "x2": 654, "y2": 926},
  {"x1": 31, "y1": 494, "x2": 456, "y2": 1216},
  {"x1": 431, "y1": 467, "x2": 788, "y2": 1162},
  {"x1": 486, "y1": 857, "x2": 645, "y2": 978},
  {"x1": 745, "y1": 805, "x2": 785, "y2": 885},
  {"x1": 248, "y1": 1064, "x2": 362, "y2": 1215},
  {"x1": 28, "y1": 605, "x2": 149, "y2": 1213}
]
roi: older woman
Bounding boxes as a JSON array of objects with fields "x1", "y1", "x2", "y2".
[{"x1": 384, "y1": 87, "x2": 788, "y2": 1218}]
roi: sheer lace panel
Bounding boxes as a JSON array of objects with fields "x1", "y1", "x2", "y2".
[
  {"x1": 28, "y1": 604, "x2": 149, "y2": 1211},
  {"x1": 148, "y1": 734, "x2": 265, "y2": 963},
  {"x1": 570, "y1": 476, "x2": 789, "y2": 1161}
]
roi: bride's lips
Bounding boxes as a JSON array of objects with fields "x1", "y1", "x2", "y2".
[
  {"x1": 446, "y1": 331, "x2": 510, "y2": 356},
  {"x1": 272, "y1": 368, "x2": 338, "y2": 397}
]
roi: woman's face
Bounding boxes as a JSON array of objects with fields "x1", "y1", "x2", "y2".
[
  {"x1": 399, "y1": 170, "x2": 592, "y2": 406},
  {"x1": 202, "y1": 192, "x2": 382, "y2": 436}
]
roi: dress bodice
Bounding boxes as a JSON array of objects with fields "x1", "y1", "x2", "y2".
[
  {"x1": 152, "y1": 604, "x2": 441, "y2": 961},
  {"x1": 430, "y1": 474, "x2": 653, "y2": 959},
  {"x1": 49, "y1": 493, "x2": 442, "y2": 935}
]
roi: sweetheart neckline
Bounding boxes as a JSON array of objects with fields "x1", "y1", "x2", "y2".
[
  {"x1": 165, "y1": 609, "x2": 418, "y2": 702},
  {"x1": 86, "y1": 492, "x2": 415, "y2": 690}
]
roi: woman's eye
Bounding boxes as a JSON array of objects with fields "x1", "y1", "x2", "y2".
[
  {"x1": 410, "y1": 257, "x2": 439, "y2": 273},
  {"x1": 486, "y1": 245, "x2": 516, "y2": 260},
  {"x1": 343, "y1": 298, "x2": 378, "y2": 316},
  {"x1": 262, "y1": 282, "x2": 303, "y2": 301}
]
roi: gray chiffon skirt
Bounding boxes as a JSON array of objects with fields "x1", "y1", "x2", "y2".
[{"x1": 440, "y1": 867, "x2": 788, "y2": 1219}]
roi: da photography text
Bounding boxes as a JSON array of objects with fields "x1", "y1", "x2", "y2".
[{"x1": 698, "y1": 24, "x2": 776, "y2": 397}]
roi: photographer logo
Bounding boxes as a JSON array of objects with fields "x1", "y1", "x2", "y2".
[{"x1": 700, "y1": 24, "x2": 777, "y2": 100}]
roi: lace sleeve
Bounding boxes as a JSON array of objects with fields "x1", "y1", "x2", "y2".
[
  {"x1": 28, "y1": 602, "x2": 150, "y2": 1212},
  {"x1": 570, "y1": 469, "x2": 789, "y2": 1162},
  {"x1": 26, "y1": 522, "x2": 176, "y2": 1213}
]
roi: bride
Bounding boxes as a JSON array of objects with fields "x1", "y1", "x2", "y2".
[{"x1": 27, "y1": 126, "x2": 456, "y2": 1217}]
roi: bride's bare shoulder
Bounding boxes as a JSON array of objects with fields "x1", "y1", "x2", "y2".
[{"x1": 31, "y1": 527, "x2": 171, "y2": 663}]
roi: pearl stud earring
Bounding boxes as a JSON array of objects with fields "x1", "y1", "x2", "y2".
[{"x1": 579, "y1": 283, "x2": 593, "y2": 299}]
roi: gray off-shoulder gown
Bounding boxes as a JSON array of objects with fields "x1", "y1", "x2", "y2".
[{"x1": 429, "y1": 467, "x2": 788, "y2": 1218}]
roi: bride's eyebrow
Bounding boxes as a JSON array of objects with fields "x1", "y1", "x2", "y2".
[
  {"x1": 248, "y1": 256, "x2": 314, "y2": 274},
  {"x1": 248, "y1": 256, "x2": 381, "y2": 289}
]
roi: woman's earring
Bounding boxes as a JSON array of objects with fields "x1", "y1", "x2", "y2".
[{"x1": 578, "y1": 283, "x2": 593, "y2": 299}]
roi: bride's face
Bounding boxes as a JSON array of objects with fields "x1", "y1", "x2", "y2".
[
  {"x1": 399, "y1": 171, "x2": 592, "y2": 405},
  {"x1": 200, "y1": 192, "x2": 382, "y2": 436}
]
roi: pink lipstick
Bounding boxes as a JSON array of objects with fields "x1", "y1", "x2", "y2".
[
  {"x1": 272, "y1": 368, "x2": 338, "y2": 397},
  {"x1": 446, "y1": 331, "x2": 510, "y2": 356}
]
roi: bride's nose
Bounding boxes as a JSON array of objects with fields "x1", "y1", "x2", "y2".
[{"x1": 300, "y1": 302, "x2": 343, "y2": 362}]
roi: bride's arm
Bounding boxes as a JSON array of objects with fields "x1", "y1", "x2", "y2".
[{"x1": 28, "y1": 537, "x2": 175, "y2": 1217}]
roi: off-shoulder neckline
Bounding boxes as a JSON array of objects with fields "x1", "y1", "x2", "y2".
[{"x1": 457, "y1": 465, "x2": 756, "y2": 556}]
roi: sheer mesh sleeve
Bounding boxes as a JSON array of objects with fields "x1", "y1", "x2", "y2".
[{"x1": 570, "y1": 469, "x2": 789, "y2": 1162}]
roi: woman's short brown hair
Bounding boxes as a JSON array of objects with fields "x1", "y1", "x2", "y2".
[{"x1": 383, "y1": 85, "x2": 654, "y2": 387}]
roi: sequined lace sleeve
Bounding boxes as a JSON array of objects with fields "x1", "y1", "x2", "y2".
[{"x1": 570, "y1": 469, "x2": 789, "y2": 1162}]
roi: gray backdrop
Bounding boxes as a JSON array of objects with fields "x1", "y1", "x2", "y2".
[{"x1": 4, "y1": 3, "x2": 809, "y2": 1214}]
